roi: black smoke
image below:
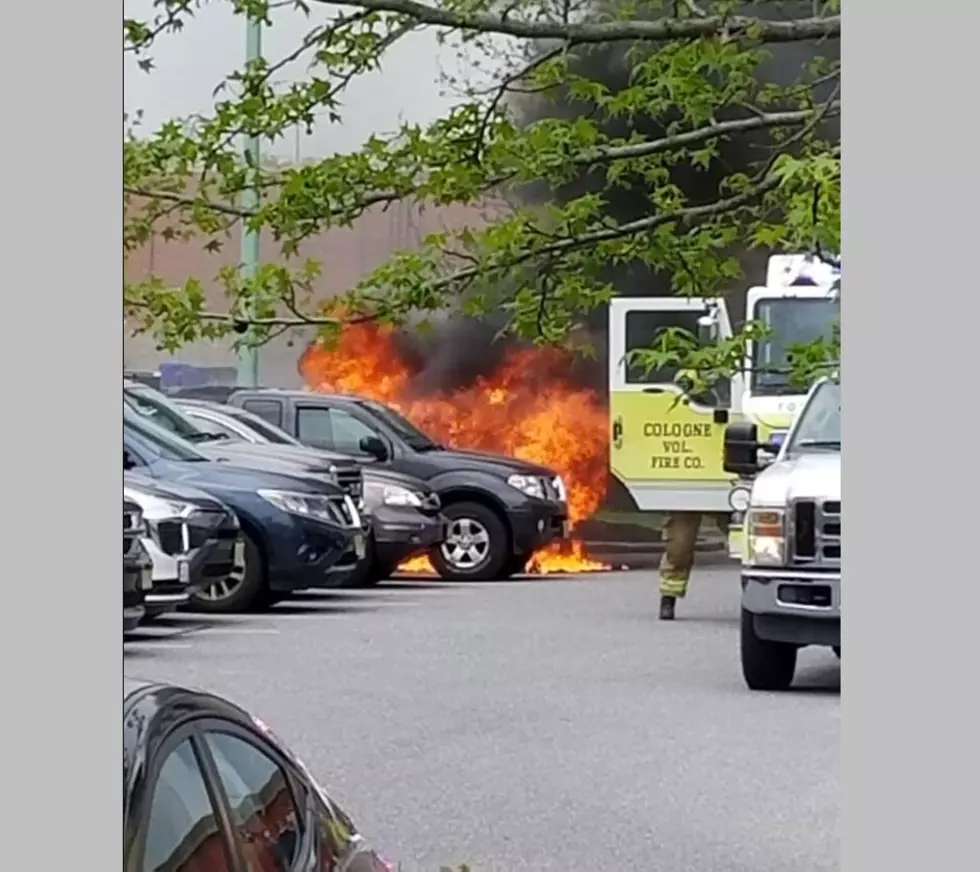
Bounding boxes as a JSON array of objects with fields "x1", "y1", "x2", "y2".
[{"x1": 400, "y1": 1, "x2": 840, "y2": 394}]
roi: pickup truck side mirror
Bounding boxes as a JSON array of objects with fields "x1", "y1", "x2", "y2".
[
  {"x1": 359, "y1": 435, "x2": 389, "y2": 462},
  {"x1": 723, "y1": 422, "x2": 762, "y2": 476}
]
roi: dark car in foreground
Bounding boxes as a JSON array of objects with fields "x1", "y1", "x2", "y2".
[
  {"x1": 123, "y1": 501, "x2": 153, "y2": 631},
  {"x1": 123, "y1": 409, "x2": 366, "y2": 612},
  {"x1": 124, "y1": 677, "x2": 392, "y2": 872},
  {"x1": 223, "y1": 389, "x2": 570, "y2": 581},
  {"x1": 125, "y1": 472, "x2": 245, "y2": 616},
  {"x1": 178, "y1": 399, "x2": 447, "y2": 586}
]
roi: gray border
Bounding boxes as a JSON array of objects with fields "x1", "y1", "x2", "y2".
[
  {"x1": 6, "y1": 0, "x2": 119, "y2": 865},
  {"x1": 846, "y1": 0, "x2": 979, "y2": 869}
]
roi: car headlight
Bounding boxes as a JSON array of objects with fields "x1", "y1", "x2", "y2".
[
  {"x1": 746, "y1": 508, "x2": 786, "y2": 566},
  {"x1": 127, "y1": 492, "x2": 194, "y2": 521},
  {"x1": 507, "y1": 474, "x2": 546, "y2": 500},
  {"x1": 259, "y1": 489, "x2": 343, "y2": 525},
  {"x1": 363, "y1": 481, "x2": 423, "y2": 509}
]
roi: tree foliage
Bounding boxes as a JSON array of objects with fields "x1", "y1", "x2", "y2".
[{"x1": 124, "y1": 0, "x2": 840, "y2": 379}]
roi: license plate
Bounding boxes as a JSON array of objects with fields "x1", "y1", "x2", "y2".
[
  {"x1": 140, "y1": 567, "x2": 153, "y2": 591},
  {"x1": 177, "y1": 560, "x2": 190, "y2": 584},
  {"x1": 233, "y1": 539, "x2": 245, "y2": 566},
  {"x1": 354, "y1": 534, "x2": 366, "y2": 560}
]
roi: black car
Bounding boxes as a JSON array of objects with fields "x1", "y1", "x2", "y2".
[
  {"x1": 123, "y1": 678, "x2": 392, "y2": 872},
  {"x1": 125, "y1": 472, "x2": 245, "y2": 615},
  {"x1": 123, "y1": 409, "x2": 366, "y2": 613},
  {"x1": 124, "y1": 380, "x2": 364, "y2": 504},
  {"x1": 123, "y1": 501, "x2": 153, "y2": 631},
  {"x1": 176, "y1": 400, "x2": 447, "y2": 587},
  {"x1": 223, "y1": 389, "x2": 570, "y2": 581}
]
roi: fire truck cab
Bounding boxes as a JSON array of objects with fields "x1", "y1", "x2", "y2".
[{"x1": 607, "y1": 254, "x2": 840, "y2": 536}]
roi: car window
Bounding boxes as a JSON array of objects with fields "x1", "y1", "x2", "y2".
[
  {"x1": 295, "y1": 407, "x2": 334, "y2": 449},
  {"x1": 188, "y1": 413, "x2": 247, "y2": 442},
  {"x1": 141, "y1": 738, "x2": 233, "y2": 872},
  {"x1": 203, "y1": 731, "x2": 302, "y2": 872},
  {"x1": 329, "y1": 409, "x2": 379, "y2": 455},
  {"x1": 241, "y1": 399, "x2": 284, "y2": 429}
]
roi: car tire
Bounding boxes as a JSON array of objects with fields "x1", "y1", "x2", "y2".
[
  {"x1": 431, "y1": 501, "x2": 509, "y2": 581},
  {"x1": 740, "y1": 609, "x2": 798, "y2": 691},
  {"x1": 188, "y1": 533, "x2": 266, "y2": 614}
]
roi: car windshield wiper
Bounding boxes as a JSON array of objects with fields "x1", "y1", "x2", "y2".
[
  {"x1": 795, "y1": 440, "x2": 841, "y2": 449},
  {"x1": 185, "y1": 431, "x2": 229, "y2": 442}
]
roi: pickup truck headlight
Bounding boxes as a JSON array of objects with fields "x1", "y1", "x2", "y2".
[
  {"x1": 363, "y1": 481, "x2": 423, "y2": 509},
  {"x1": 746, "y1": 508, "x2": 786, "y2": 566},
  {"x1": 507, "y1": 474, "x2": 546, "y2": 500}
]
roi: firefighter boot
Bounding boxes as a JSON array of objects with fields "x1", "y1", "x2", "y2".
[{"x1": 658, "y1": 511, "x2": 703, "y2": 619}]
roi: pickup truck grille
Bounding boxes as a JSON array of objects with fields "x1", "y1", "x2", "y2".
[{"x1": 790, "y1": 499, "x2": 841, "y2": 567}]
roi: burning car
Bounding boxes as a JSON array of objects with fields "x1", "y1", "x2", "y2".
[{"x1": 222, "y1": 388, "x2": 570, "y2": 581}]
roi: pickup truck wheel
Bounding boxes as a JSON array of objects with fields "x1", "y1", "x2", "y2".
[
  {"x1": 431, "y1": 502, "x2": 508, "y2": 581},
  {"x1": 189, "y1": 534, "x2": 266, "y2": 614},
  {"x1": 740, "y1": 609, "x2": 798, "y2": 691}
]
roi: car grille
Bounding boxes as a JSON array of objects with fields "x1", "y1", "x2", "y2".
[
  {"x1": 790, "y1": 499, "x2": 841, "y2": 567},
  {"x1": 333, "y1": 465, "x2": 363, "y2": 500},
  {"x1": 327, "y1": 495, "x2": 361, "y2": 528},
  {"x1": 153, "y1": 510, "x2": 239, "y2": 555},
  {"x1": 123, "y1": 507, "x2": 144, "y2": 556}
]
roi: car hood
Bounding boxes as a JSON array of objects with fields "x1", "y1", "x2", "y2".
[
  {"x1": 151, "y1": 458, "x2": 343, "y2": 496},
  {"x1": 362, "y1": 466, "x2": 431, "y2": 493},
  {"x1": 124, "y1": 470, "x2": 229, "y2": 511},
  {"x1": 413, "y1": 447, "x2": 559, "y2": 478},
  {"x1": 751, "y1": 451, "x2": 841, "y2": 506}
]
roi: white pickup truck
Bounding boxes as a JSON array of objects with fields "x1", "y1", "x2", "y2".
[{"x1": 722, "y1": 377, "x2": 841, "y2": 691}]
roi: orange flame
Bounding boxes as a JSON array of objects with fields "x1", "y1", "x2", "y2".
[{"x1": 299, "y1": 321, "x2": 610, "y2": 575}]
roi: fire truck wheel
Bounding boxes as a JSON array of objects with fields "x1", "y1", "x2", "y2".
[
  {"x1": 432, "y1": 501, "x2": 509, "y2": 581},
  {"x1": 740, "y1": 609, "x2": 798, "y2": 691}
]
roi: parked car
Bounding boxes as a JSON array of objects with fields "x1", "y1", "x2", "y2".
[
  {"x1": 125, "y1": 472, "x2": 245, "y2": 617},
  {"x1": 177, "y1": 400, "x2": 448, "y2": 587},
  {"x1": 124, "y1": 379, "x2": 364, "y2": 504},
  {"x1": 123, "y1": 677, "x2": 392, "y2": 872},
  {"x1": 123, "y1": 408, "x2": 367, "y2": 612},
  {"x1": 223, "y1": 389, "x2": 570, "y2": 581},
  {"x1": 123, "y1": 500, "x2": 153, "y2": 632}
]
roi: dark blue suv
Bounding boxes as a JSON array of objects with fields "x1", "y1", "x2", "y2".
[{"x1": 123, "y1": 409, "x2": 366, "y2": 613}]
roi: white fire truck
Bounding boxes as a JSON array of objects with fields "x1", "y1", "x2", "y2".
[{"x1": 607, "y1": 254, "x2": 840, "y2": 547}]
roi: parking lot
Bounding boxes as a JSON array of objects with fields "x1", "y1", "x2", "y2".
[{"x1": 125, "y1": 566, "x2": 840, "y2": 872}]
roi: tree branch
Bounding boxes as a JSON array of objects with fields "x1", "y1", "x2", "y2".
[{"x1": 317, "y1": 0, "x2": 840, "y2": 45}]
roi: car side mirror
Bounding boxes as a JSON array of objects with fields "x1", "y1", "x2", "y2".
[
  {"x1": 723, "y1": 422, "x2": 761, "y2": 476},
  {"x1": 123, "y1": 449, "x2": 138, "y2": 471},
  {"x1": 359, "y1": 435, "x2": 389, "y2": 461}
]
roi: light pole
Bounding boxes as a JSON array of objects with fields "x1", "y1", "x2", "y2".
[{"x1": 236, "y1": 15, "x2": 262, "y2": 387}]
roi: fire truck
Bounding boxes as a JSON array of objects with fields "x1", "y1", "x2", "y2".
[{"x1": 607, "y1": 254, "x2": 840, "y2": 551}]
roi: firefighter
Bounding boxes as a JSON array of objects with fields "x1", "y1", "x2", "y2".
[{"x1": 657, "y1": 366, "x2": 728, "y2": 620}]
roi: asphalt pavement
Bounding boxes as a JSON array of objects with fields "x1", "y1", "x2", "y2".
[{"x1": 125, "y1": 567, "x2": 840, "y2": 872}]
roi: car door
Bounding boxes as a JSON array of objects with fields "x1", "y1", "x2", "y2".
[
  {"x1": 293, "y1": 404, "x2": 393, "y2": 464},
  {"x1": 127, "y1": 729, "x2": 239, "y2": 872},
  {"x1": 193, "y1": 721, "x2": 325, "y2": 872}
]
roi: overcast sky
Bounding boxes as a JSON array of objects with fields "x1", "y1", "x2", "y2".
[{"x1": 124, "y1": 0, "x2": 473, "y2": 159}]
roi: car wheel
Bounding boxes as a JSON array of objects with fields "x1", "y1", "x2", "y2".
[
  {"x1": 499, "y1": 552, "x2": 530, "y2": 579},
  {"x1": 740, "y1": 609, "x2": 798, "y2": 691},
  {"x1": 189, "y1": 533, "x2": 266, "y2": 613},
  {"x1": 431, "y1": 501, "x2": 509, "y2": 581}
]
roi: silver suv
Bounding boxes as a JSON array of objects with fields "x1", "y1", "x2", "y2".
[{"x1": 723, "y1": 377, "x2": 841, "y2": 691}]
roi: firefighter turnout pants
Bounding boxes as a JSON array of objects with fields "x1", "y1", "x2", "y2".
[{"x1": 658, "y1": 511, "x2": 729, "y2": 598}]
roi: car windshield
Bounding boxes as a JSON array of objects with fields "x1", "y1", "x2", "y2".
[
  {"x1": 359, "y1": 400, "x2": 440, "y2": 451},
  {"x1": 124, "y1": 406, "x2": 211, "y2": 462},
  {"x1": 750, "y1": 297, "x2": 840, "y2": 397},
  {"x1": 785, "y1": 381, "x2": 841, "y2": 453},
  {"x1": 124, "y1": 383, "x2": 225, "y2": 443},
  {"x1": 222, "y1": 405, "x2": 302, "y2": 446}
]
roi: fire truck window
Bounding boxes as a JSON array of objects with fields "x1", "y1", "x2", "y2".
[
  {"x1": 241, "y1": 399, "x2": 284, "y2": 429},
  {"x1": 623, "y1": 309, "x2": 730, "y2": 408},
  {"x1": 141, "y1": 738, "x2": 233, "y2": 872},
  {"x1": 202, "y1": 731, "x2": 302, "y2": 872}
]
